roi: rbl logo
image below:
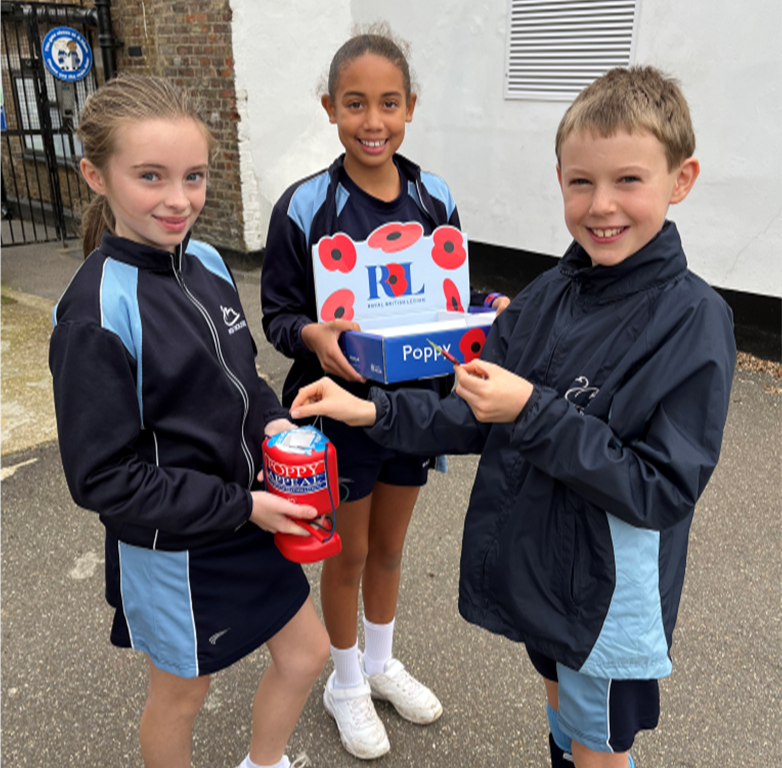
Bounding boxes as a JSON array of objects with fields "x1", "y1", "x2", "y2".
[{"x1": 366, "y1": 262, "x2": 425, "y2": 300}]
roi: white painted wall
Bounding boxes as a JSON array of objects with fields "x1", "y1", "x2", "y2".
[{"x1": 231, "y1": 0, "x2": 782, "y2": 297}]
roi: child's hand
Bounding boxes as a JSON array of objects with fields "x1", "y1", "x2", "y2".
[
  {"x1": 455, "y1": 360, "x2": 533, "y2": 422},
  {"x1": 264, "y1": 418, "x2": 296, "y2": 437},
  {"x1": 249, "y1": 491, "x2": 318, "y2": 536},
  {"x1": 301, "y1": 320, "x2": 366, "y2": 383},
  {"x1": 290, "y1": 377, "x2": 377, "y2": 427},
  {"x1": 492, "y1": 295, "x2": 511, "y2": 315}
]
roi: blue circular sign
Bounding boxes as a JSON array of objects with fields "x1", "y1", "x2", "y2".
[{"x1": 42, "y1": 27, "x2": 93, "y2": 82}]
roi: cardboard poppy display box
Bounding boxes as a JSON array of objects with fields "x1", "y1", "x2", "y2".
[{"x1": 313, "y1": 223, "x2": 495, "y2": 384}]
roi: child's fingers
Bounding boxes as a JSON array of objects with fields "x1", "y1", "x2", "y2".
[
  {"x1": 289, "y1": 403, "x2": 315, "y2": 420},
  {"x1": 274, "y1": 500, "x2": 319, "y2": 536},
  {"x1": 317, "y1": 341, "x2": 364, "y2": 382},
  {"x1": 327, "y1": 355, "x2": 364, "y2": 383},
  {"x1": 329, "y1": 319, "x2": 362, "y2": 333},
  {"x1": 250, "y1": 491, "x2": 318, "y2": 534},
  {"x1": 461, "y1": 359, "x2": 494, "y2": 378},
  {"x1": 262, "y1": 492, "x2": 318, "y2": 519},
  {"x1": 290, "y1": 380, "x2": 327, "y2": 412},
  {"x1": 493, "y1": 296, "x2": 511, "y2": 315},
  {"x1": 290, "y1": 377, "x2": 375, "y2": 425},
  {"x1": 264, "y1": 417, "x2": 296, "y2": 437},
  {"x1": 279, "y1": 522, "x2": 310, "y2": 537},
  {"x1": 455, "y1": 365, "x2": 489, "y2": 395},
  {"x1": 279, "y1": 500, "x2": 319, "y2": 520}
]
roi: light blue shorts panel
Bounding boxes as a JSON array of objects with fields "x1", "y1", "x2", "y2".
[
  {"x1": 556, "y1": 663, "x2": 614, "y2": 753},
  {"x1": 526, "y1": 646, "x2": 659, "y2": 753},
  {"x1": 118, "y1": 542, "x2": 199, "y2": 677}
]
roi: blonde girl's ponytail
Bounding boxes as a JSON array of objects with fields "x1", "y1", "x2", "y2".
[{"x1": 79, "y1": 195, "x2": 115, "y2": 258}]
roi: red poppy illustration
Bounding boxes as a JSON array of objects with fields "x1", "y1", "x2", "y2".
[
  {"x1": 320, "y1": 289, "x2": 355, "y2": 322},
  {"x1": 368, "y1": 222, "x2": 424, "y2": 253},
  {"x1": 459, "y1": 327, "x2": 486, "y2": 363},
  {"x1": 317, "y1": 234, "x2": 357, "y2": 273},
  {"x1": 443, "y1": 278, "x2": 464, "y2": 312},
  {"x1": 384, "y1": 263, "x2": 408, "y2": 296},
  {"x1": 431, "y1": 226, "x2": 467, "y2": 270}
]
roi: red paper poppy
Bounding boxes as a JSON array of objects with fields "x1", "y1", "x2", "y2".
[
  {"x1": 384, "y1": 263, "x2": 408, "y2": 296},
  {"x1": 443, "y1": 278, "x2": 464, "y2": 313},
  {"x1": 317, "y1": 234, "x2": 357, "y2": 273},
  {"x1": 459, "y1": 328, "x2": 486, "y2": 363},
  {"x1": 431, "y1": 226, "x2": 466, "y2": 270},
  {"x1": 368, "y1": 222, "x2": 424, "y2": 253},
  {"x1": 320, "y1": 289, "x2": 355, "y2": 322}
]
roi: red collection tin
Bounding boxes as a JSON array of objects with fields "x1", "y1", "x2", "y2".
[{"x1": 262, "y1": 426, "x2": 342, "y2": 563}]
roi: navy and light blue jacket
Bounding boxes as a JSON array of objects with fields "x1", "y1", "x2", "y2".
[
  {"x1": 261, "y1": 152, "x2": 491, "y2": 404},
  {"x1": 363, "y1": 222, "x2": 736, "y2": 679},
  {"x1": 50, "y1": 233, "x2": 288, "y2": 551}
]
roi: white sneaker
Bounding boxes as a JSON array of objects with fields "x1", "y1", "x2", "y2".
[
  {"x1": 237, "y1": 755, "x2": 311, "y2": 768},
  {"x1": 322, "y1": 671, "x2": 390, "y2": 759},
  {"x1": 365, "y1": 657, "x2": 443, "y2": 724}
]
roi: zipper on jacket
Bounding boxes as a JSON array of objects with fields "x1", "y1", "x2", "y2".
[
  {"x1": 414, "y1": 178, "x2": 433, "y2": 220},
  {"x1": 152, "y1": 432, "x2": 160, "y2": 548},
  {"x1": 169, "y1": 249, "x2": 255, "y2": 489}
]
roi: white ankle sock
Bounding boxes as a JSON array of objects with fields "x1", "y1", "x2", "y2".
[
  {"x1": 331, "y1": 642, "x2": 364, "y2": 688},
  {"x1": 363, "y1": 617, "x2": 395, "y2": 676},
  {"x1": 239, "y1": 755, "x2": 289, "y2": 768}
]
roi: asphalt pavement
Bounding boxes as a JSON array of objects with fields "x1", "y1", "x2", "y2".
[{"x1": 1, "y1": 239, "x2": 780, "y2": 768}]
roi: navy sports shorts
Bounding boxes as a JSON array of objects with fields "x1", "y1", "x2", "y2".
[
  {"x1": 526, "y1": 646, "x2": 660, "y2": 753},
  {"x1": 105, "y1": 524, "x2": 310, "y2": 678},
  {"x1": 319, "y1": 416, "x2": 432, "y2": 503}
]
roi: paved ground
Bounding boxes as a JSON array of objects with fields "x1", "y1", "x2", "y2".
[{"x1": 1, "y1": 240, "x2": 780, "y2": 768}]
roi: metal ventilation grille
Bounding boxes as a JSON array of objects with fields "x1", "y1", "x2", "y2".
[{"x1": 505, "y1": 0, "x2": 637, "y2": 101}]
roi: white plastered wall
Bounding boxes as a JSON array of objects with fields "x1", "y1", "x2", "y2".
[{"x1": 231, "y1": 0, "x2": 781, "y2": 297}]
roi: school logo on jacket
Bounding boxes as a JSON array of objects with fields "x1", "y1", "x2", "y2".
[
  {"x1": 565, "y1": 376, "x2": 599, "y2": 413},
  {"x1": 221, "y1": 305, "x2": 247, "y2": 335}
]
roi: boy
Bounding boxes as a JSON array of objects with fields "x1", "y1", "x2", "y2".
[{"x1": 289, "y1": 66, "x2": 736, "y2": 767}]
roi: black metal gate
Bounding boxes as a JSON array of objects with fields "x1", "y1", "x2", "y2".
[{"x1": 1, "y1": 1, "x2": 114, "y2": 247}]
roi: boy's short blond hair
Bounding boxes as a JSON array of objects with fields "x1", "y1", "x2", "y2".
[{"x1": 555, "y1": 66, "x2": 695, "y2": 171}]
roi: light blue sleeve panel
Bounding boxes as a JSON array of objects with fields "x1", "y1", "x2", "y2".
[
  {"x1": 287, "y1": 171, "x2": 330, "y2": 249},
  {"x1": 186, "y1": 239, "x2": 234, "y2": 289},
  {"x1": 100, "y1": 258, "x2": 145, "y2": 426},
  {"x1": 420, "y1": 172, "x2": 456, "y2": 219},
  {"x1": 335, "y1": 182, "x2": 350, "y2": 217}
]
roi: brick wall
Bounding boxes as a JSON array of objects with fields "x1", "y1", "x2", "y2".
[
  {"x1": 112, "y1": 0, "x2": 246, "y2": 251},
  {"x1": 2, "y1": 0, "x2": 246, "y2": 252}
]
